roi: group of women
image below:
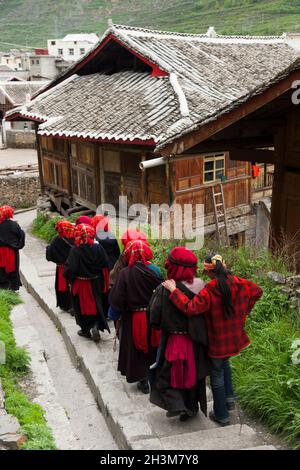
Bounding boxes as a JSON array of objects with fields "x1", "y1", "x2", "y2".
[
  {"x1": 46, "y1": 213, "x2": 263, "y2": 426},
  {"x1": 0, "y1": 205, "x2": 264, "y2": 427}
]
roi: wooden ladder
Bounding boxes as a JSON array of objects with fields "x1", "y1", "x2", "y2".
[{"x1": 211, "y1": 183, "x2": 229, "y2": 246}]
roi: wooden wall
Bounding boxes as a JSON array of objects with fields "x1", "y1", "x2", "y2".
[
  {"x1": 39, "y1": 138, "x2": 251, "y2": 217},
  {"x1": 173, "y1": 152, "x2": 251, "y2": 215}
]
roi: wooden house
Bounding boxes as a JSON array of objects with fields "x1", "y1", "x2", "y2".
[{"x1": 6, "y1": 24, "x2": 300, "y2": 247}]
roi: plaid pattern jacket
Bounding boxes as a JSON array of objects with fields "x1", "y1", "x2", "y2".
[{"x1": 169, "y1": 276, "x2": 263, "y2": 358}]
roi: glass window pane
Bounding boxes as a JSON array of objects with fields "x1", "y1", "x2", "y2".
[
  {"x1": 204, "y1": 172, "x2": 214, "y2": 182},
  {"x1": 216, "y1": 170, "x2": 224, "y2": 179},
  {"x1": 216, "y1": 159, "x2": 224, "y2": 169},
  {"x1": 205, "y1": 161, "x2": 214, "y2": 171}
]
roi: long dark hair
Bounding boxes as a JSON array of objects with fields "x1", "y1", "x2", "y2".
[{"x1": 205, "y1": 253, "x2": 234, "y2": 319}]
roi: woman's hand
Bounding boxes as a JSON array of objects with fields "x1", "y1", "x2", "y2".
[{"x1": 162, "y1": 279, "x2": 177, "y2": 293}]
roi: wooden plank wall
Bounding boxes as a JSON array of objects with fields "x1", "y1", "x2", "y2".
[{"x1": 173, "y1": 153, "x2": 250, "y2": 215}]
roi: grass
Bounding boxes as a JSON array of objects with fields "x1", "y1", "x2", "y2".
[
  {"x1": 0, "y1": 289, "x2": 56, "y2": 450},
  {"x1": 32, "y1": 213, "x2": 300, "y2": 448},
  {"x1": 1, "y1": 1, "x2": 300, "y2": 51}
]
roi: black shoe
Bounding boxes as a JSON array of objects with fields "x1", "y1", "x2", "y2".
[
  {"x1": 77, "y1": 330, "x2": 92, "y2": 339},
  {"x1": 166, "y1": 410, "x2": 181, "y2": 418},
  {"x1": 91, "y1": 326, "x2": 100, "y2": 343},
  {"x1": 179, "y1": 411, "x2": 190, "y2": 422},
  {"x1": 137, "y1": 379, "x2": 150, "y2": 394},
  {"x1": 209, "y1": 411, "x2": 230, "y2": 427}
]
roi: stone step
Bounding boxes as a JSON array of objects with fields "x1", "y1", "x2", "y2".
[
  {"x1": 132, "y1": 424, "x2": 264, "y2": 450},
  {"x1": 10, "y1": 304, "x2": 80, "y2": 450},
  {"x1": 242, "y1": 445, "x2": 277, "y2": 450}
]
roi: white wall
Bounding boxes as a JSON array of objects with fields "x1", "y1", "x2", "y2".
[{"x1": 47, "y1": 38, "x2": 97, "y2": 62}]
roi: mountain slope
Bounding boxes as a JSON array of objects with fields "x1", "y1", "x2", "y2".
[{"x1": 1, "y1": 0, "x2": 300, "y2": 51}]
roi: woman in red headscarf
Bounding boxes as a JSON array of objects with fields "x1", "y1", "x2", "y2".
[
  {"x1": 0, "y1": 205, "x2": 25, "y2": 291},
  {"x1": 91, "y1": 215, "x2": 120, "y2": 271},
  {"x1": 109, "y1": 228, "x2": 148, "y2": 287},
  {"x1": 109, "y1": 239, "x2": 163, "y2": 394},
  {"x1": 46, "y1": 220, "x2": 75, "y2": 312},
  {"x1": 149, "y1": 247, "x2": 211, "y2": 422},
  {"x1": 64, "y1": 223, "x2": 110, "y2": 342}
]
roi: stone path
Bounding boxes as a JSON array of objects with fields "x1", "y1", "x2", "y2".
[
  {"x1": 0, "y1": 147, "x2": 37, "y2": 169},
  {"x1": 14, "y1": 209, "x2": 277, "y2": 450}
]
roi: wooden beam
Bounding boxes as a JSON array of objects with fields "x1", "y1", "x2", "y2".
[
  {"x1": 229, "y1": 148, "x2": 276, "y2": 164},
  {"x1": 184, "y1": 136, "x2": 273, "y2": 154},
  {"x1": 160, "y1": 68, "x2": 300, "y2": 156}
]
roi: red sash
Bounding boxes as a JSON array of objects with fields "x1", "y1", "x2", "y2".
[
  {"x1": 132, "y1": 311, "x2": 161, "y2": 353},
  {"x1": 0, "y1": 246, "x2": 15, "y2": 273},
  {"x1": 57, "y1": 265, "x2": 68, "y2": 293},
  {"x1": 72, "y1": 279, "x2": 97, "y2": 316},
  {"x1": 165, "y1": 334, "x2": 196, "y2": 389},
  {"x1": 102, "y1": 267, "x2": 110, "y2": 293}
]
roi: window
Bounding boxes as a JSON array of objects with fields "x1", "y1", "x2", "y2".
[
  {"x1": 80, "y1": 48, "x2": 85, "y2": 55},
  {"x1": 58, "y1": 49, "x2": 63, "y2": 55},
  {"x1": 31, "y1": 60, "x2": 35, "y2": 65},
  {"x1": 69, "y1": 48, "x2": 74, "y2": 56},
  {"x1": 204, "y1": 154, "x2": 225, "y2": 183},
  {"x1": 36, "y1": 59, "x2": 40, "y2": 65},
  {"x1": 51, "y1": 41, "x2": 56, "y2": 46}
]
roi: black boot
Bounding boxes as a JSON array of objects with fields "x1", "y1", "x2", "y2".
[{"x1": 137, "y1": 379, "x2": 150, "y2": 394}]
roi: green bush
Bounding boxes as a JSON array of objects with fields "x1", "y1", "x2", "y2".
[{"x1": 0, "y1": 290, "x2": 56, "y2": 450}]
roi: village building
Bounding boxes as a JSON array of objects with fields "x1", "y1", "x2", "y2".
[
  {"x1": 5, "y1": 24, "x2": 300, "y2": 257},
  {"x1": 0, "y1": 81, "x2": 47, "y2": 147},
  {"x1": 47, "y1": 33, "x2": 99, "y2": 62}
]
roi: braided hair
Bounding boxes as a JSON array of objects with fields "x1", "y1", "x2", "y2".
[{"x1": 205, "y1": 253, "x2": 234, "y2": 319}]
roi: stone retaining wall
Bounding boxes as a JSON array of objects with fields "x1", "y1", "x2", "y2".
[
  {"x1": 0, "y1": 172, "x2": 40, "y2": 208},
  {"x1": 6, "y1": 130, "x2": 36, "y2": 149}
]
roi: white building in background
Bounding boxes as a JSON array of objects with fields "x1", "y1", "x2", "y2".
[{"x1": 47, "y1": 33, "x2": 99, "y2": 62}]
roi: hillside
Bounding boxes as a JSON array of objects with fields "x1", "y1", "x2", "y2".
[{"x1": 1, "y1": 0, "x2": 300, "y2": 51}]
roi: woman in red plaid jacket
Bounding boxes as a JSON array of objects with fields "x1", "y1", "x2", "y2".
[{"x1": 162, "y1": 253, "x2": 263, "y2": 426}]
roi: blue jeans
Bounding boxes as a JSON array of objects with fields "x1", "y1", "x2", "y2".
[{"x1": 210, "y1": 358, "x2": 236, "y2": 423}]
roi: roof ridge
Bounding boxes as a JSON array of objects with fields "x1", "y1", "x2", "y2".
[{"x1": 112, "y1": 23, "x2": 284, "y2": 41}]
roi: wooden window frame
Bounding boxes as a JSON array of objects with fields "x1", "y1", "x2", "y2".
[{"x1": 203, "y1": 153, "x2": 225, "y2": 184}]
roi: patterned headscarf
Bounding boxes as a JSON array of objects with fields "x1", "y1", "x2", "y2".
[
  {"x1": 55, "y1": 220, "x2": 75, "y2": 239},
  {"x1": 74, "y1": 223, "x2": 96, "y2": 247},
  {"x1": 120, "y1": 228, "x2": 148, "y2": 249},
  {"x1": 165, "y1": 247, "x2": 198, "y2": 283},
  {"x1": 203, "y1": 254, "x2": 226, "y2": 271},
  {"x1": 75, "y1": 215, "x2": 92, "y2": 226},
  {"x1": 124, "y1": 239, "x2": 153, "y2": 268},
  {"x1": 90, "y1": 215, "x2": 109, "y2": 233},
  {"x1": 0, "y1": 205, "x2": 14, "y2": 224}
]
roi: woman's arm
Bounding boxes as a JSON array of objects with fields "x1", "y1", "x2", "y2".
[{"x1": 162, "y1": 280, "x2": 211, "y2": 317}]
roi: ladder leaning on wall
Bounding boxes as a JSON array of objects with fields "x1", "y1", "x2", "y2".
[{"x1": 211, "y1": 183, "x2": 230, "y2": 246}]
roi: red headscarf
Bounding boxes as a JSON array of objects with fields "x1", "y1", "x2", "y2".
[
  {"x1": 121, "y1": 228, "x2": 148, "y2": 249},
  {"x1": 75, "y1": 215, "x2": 92, "y2": 226},
  {"x1": 0, "y1": 205, "x2": 14, "y2": 224},
  {"x1": 90, "y1": 215, "x2": 109, "y2": 233},
  {"x1": 165, "y1": 247, "x2": 198, "y2": 283},
  {"x1": 124, "y1": 239, "x2": 153, "y2": 268},
  {"x1": 74, "y1": 223, "x2": 96, "y2": 247},
  {"x1": 55, "y1": 220, "x2": 75, "y2": 239}
]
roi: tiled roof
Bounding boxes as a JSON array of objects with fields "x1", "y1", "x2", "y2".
[
  {"x1": 6, "y1": 24, "x2": 300, "y2": 150},
  {"x1": 0, "y1": 81, "x2": 48, "y2": 105}
]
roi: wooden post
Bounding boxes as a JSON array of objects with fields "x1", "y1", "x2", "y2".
[
  {"x1": 66, "y1": 140, "x2": 73, "y2": 204},
  {"x1": 141, "y1": 151, "x2": 148, "y2": 206},
  {"x1": 99, "y1": 147, "x2": 105, "y2": 204},
  {"x1": 35, "y1": 124, "x2": 44, "y2": 194}
]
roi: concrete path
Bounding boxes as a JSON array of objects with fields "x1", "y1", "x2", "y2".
[
  {"x1": 12, "y1": 290, "x2": 117, "y2": 450},
  {"x1": 15, "y1": 209, "x2": 277, "y2": 450},
  {"x1": 0, "y1": 147, "x2": 37, "y2": 169}
]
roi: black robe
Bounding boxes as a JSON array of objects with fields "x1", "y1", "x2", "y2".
[
  {"x1": 0, "y1": 219, "x2": 25, "y2": 291},
  {"x1": 64, "y1": 243, "x2": 110, "y2": 333},
  {"x1": 149, "y1": 282, "x2": 212, "y2": 417},
  {"x1": 109, "y1": 262, "x2": 163, "y2": 383},
  {"x1": 46, "y1": 236, "x2": 74, "y2": 311},
  {"x1": 96, "y1": 231, "x2": 120, "y2": 271}
]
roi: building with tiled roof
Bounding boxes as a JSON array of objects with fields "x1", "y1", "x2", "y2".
[{"x1": 6, "y1": 23, "x2": 300, "y2": 246}]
